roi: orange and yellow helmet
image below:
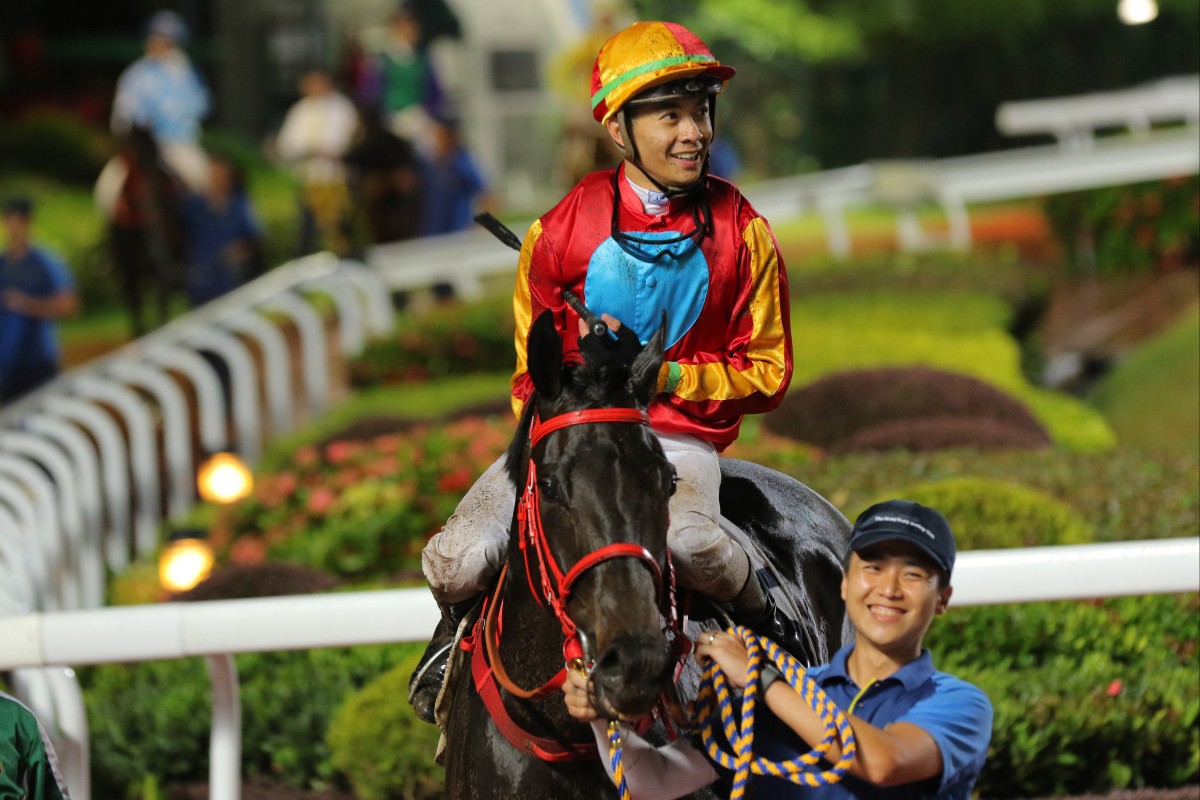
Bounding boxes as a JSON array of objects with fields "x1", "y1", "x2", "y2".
[{"x1": 590, "y1": 21, "x2": 735, "y2": 124}]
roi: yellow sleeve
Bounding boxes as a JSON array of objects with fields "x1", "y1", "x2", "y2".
[
  {"x1": 510, "y1": 219, "x2": 543, "y2": 418},
  {"x1": 673, "y1": 217, "x2": 791, "y2": 406}
]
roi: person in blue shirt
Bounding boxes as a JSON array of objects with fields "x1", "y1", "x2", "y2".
[
  {"x1": 180, "y1": 153, "x2": 265, "y2": 308},
  {"x1": 564, "y1": 499, "x2": 994, "y2": 799},
  {"x1": 0, "y1": 197, "x2": 79, "y2": 404},
  {"x1": 418, "y1": 114, "x2": 492, "y2": 301}
]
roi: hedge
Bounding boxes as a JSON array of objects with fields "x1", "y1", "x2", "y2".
[
  {"x1": 327, "y1": 652, "x2": 444, "y2": 800},
  {"x1": 870, "y1": 475, "x2": 1093, "y2": 550},
  {"x1": 764, "y1": 365, "x2": 1051, "y2": 453},
  {"x1": 927, "y1": 594, "x2": 1199, "y2": 796},
  {"x1": 82, "y1": 643, "x2": 420, "y2": 797}
]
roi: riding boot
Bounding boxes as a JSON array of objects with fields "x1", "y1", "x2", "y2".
[
  {"x1": 408, "y1": 596, "x2": 479, "y2": 724},
  {"x1": 725, "y1": 571, "x2": 817, "y2": 666}
]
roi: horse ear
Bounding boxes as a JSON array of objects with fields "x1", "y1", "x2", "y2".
[
  {"x1": 628, "y1": 312, "x2": 666, "y2": 406},
  {"x1": 527, "y1": 310, "x2": 564, "y2": 400}
]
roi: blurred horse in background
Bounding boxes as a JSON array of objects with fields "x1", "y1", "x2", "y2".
[{"x1": 101, "y1": 124, "x2": 189, "y2": 337}]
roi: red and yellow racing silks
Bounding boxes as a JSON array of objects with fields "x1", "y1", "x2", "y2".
[{"x1": 510, "y1": 164, "x2": 792, "y2": 451}]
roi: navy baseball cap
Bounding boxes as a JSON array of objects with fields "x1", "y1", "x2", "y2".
[
  {"x1": 848, "y1": 499, "x2": 956, "y2": 578},
  {"x1": 1, "y1": 196, "x2": 32, "y2": 217}
]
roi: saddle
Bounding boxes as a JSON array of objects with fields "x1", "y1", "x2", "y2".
[{"x1": 429, "y1": 517, "x2": 809, "y2": 754}]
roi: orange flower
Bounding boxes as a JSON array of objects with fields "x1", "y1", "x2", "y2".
[{"x1": 230, "y1": 536, "x2": 267, "y2": 565}]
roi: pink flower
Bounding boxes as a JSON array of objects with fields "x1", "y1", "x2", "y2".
[
  {"x1": 306, "y1": 487, "x2": 337, "y2": 515},
  {"x1": 325, "y1": 440, "x2": 358, "y2": 464},
  {"x1": 276, "y1": 473, "x2": 298, "y2": 495},
  {"x1": 1106, "y1": 679, "x2": 1122, "y2": 697}
]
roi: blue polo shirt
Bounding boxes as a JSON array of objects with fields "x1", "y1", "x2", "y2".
[
  {"x1": 729, "y1": 645, "x2": 992, "y2": 799},
  {"x1": 0, "y1": 245, "x2": 74, "y2": 401}
]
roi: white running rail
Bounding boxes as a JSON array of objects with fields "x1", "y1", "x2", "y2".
[{"x1": 0, "y1": 538, "x2": 1194, "y2": 800}]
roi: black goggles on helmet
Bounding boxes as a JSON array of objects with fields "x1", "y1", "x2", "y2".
[{"x1": 625, "y1": 76, "x2": 724, "y2": 108}]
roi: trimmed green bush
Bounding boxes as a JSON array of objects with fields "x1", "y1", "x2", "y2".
[
  {"x1": 764, "y1": 366, "x2": 1050, "y2": 452},
  {"x1": 721, "y1": 440, "x2": 1198, "y2": 543},
  {"x1": 82, "y1": 643, "x2": 419, "y2": 797},
  {"x1": 927, "y1": 594, "x2": 1199, "y2": 796},
  {"x1": 870, "y1": 476, "x2": 1092, "y2": 549},
  {"x1": 327, "y1": 651, "x2": 444, "y2": 800},
  {"x1": 0, "y1": 111, "x2": 110, "y2": 185}
]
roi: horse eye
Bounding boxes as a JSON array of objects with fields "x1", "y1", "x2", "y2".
[
  {"x1": 537, "y1": 477, "x2": 559, "y2": 500},
  {"x1": 667, "y1": 470, "x2": 678, "y2": 496}
]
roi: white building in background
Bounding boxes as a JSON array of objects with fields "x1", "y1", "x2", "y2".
[{"x1": 212, "y1": 0, "x2": 625, "y2": 211}]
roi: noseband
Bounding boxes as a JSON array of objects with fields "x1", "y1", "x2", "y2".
[
  {"x1": 519, "y1": 408, "x2": 677, "y2": 648},
  {"x1": 466, "y1": 406, "x2": 684, "y2": 761}
]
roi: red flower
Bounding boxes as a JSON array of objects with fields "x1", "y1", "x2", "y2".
[
  {"x1": 437, "y1": 466, "x2": 473, "y2": 493},
  {"x1": 1106, "y1": 679, "x2": 1122, "y2": 697}
]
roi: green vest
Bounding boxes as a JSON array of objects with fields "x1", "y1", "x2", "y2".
[
  {"x1": 382, "y1": 52, "x2": 428, "y2": 114},
  {"x1": 0, "y1": 693, "x2": 70, "y2": 800}
]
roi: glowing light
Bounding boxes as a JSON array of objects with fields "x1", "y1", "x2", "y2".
[
  {"x1": 159, "y1": 531, "x2": 215, "y2": 593},
  {"x1": 1118, "y1": 0, "x2": 1158, "y2": 25},
  {"x1": 197, "y1": 452, "x2": 253, "y2": 505}
]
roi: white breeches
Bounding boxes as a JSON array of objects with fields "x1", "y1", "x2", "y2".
[{"x1": 421, "y1": 431, "x2": 749, "y2": 604}]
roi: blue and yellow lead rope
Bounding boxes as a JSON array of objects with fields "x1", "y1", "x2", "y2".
[{"x1": 606, "y1": 626, "x2": 856, "y2": 799}]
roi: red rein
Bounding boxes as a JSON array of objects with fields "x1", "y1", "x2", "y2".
[{"x1": 464, "y1": 407, "x2": 685, "y2": 761}]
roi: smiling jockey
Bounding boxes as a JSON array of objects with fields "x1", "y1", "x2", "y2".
[{"x1": 411, "y1": 20, "x2": 804, "y2": 724}]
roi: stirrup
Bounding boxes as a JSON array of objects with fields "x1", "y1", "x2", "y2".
[
  {"x1": 409, "y1": 640, "x2": 454, "y2": 724},
  {"x1": 408, "y1": 640, "x2": 453, "y2": 705}
]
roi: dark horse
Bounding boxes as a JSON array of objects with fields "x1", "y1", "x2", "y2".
[
  {"x1": 106, "y1": 124, "x2": 189, "y2": 337},
  {"x1": 441, "y1": 311, "x2": 852, "y2": 799}
]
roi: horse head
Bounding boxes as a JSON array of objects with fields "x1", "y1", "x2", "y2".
[{"x1": 503, "y1": 309, "x2": 678, "y2": 720}]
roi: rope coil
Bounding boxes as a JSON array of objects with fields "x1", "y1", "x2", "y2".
[
  {"x1": 695, "y1": 626, "x2": 856, "y2": 795},
  {"x1": 605, "y1": 626, "x2": 856, "y2": 799}
]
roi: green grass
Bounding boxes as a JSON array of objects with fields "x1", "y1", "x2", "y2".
[
  {"x1": 791, "y1": 290, "x2": 1117, "y2": 452},
  {"x1": 1091, "y1": 302, "x2": 1200, "y2": 456}
]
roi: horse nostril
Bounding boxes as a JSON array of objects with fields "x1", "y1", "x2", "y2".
[{"x1": 591, "y1": 634, "x2": 672, "y2": 701}]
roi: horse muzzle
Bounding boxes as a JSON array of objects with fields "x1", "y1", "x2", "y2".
[{"x1": 589, "y1": 632, "x2": 673, "y2": 718}]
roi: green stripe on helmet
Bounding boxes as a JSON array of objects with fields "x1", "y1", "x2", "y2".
[{"x1": 591, "y1": 53, "x2": 717, "y2": 111}]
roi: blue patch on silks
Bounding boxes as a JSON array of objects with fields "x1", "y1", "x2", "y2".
[{"x1": 583, "y1": 232, "x2": 709, "y2": 349}]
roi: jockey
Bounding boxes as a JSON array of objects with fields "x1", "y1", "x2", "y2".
[
  {"x1": 95, "y1": 10, "x2": 211, "y2": 217},
  {"x1": 410, "y1": 20, "x2": 805, "y2": 723}
]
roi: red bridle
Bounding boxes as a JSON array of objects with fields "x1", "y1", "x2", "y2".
[
  {"x1": 519, "y1": 408, "x2": 672, "y2": 641},
  {"x1": 464, "y1": 406, "x2": 685, "y2": 761}
]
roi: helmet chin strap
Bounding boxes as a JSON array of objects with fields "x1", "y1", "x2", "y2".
[{"x1": 616, "y1": 96, "x2": 719, "y2": 198}]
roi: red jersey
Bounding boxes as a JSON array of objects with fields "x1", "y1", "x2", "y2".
[{"x1": 512, "y1": 164, "x2": 792, "y2": 451}]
